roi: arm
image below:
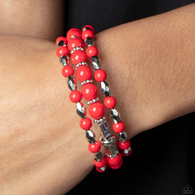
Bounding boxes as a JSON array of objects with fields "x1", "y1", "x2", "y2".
[{"x1": 0, "y1": 3, "x2": 195, "y2": 195}]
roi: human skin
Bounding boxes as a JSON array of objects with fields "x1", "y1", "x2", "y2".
[{"x1": 0, "y1": 2, "x2": 195, "y2": 195}]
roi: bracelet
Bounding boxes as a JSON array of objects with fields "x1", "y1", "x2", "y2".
[{"x1": 55, "y1": 25, "x2": 132, "y2": 172}]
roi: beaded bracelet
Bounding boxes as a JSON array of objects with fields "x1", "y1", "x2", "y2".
[{"x1": 55, "y1": 25, "x2": 132, "y2": 172}]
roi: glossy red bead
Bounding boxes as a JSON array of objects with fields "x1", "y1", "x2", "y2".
[
  {"x1": 62, "y1": 65, "x2": 74, "y2": 78},
  {"x1": 71, "y1": 50, "x2": 87, "y2": 65},
  {"x1": 86, "y1": 46, "x2": 98, "y2": 58},
  {"x1": 94, "y1": 156, "x2": 107, "y2": 168},
  {"x1": 82, "y1": 30, "x2": 94, "y2": 41},
  {"x1": 113, "y1": 121, "x2": 125, "y2": 133},
  {"x1": 88, "y1": 102, "x2": 105, "y2": 119},
  {"x1": 108, "y1": 158, "x2": 123, "y2": 169},
  {"x1": 55, "y1": 36, "x2": 67, "y2": 45},
  {"x1": 67, "y1": 28, "x2": 82, "y2": 40},
  {"x1": 88, "y1": 141, "x2": 101, "y2": 153},
  {"x1": 106, "y1": 151, "x2": 122, "y2": 166},
  {"x1": 76, "y1": 66, "x2": 92, "y2": 82},
  {"x1": 67, "y1": 38, "x2": 83, "y2": 52},
  {"x1": 118, "y1": 139, "x2": 131, "y2": 150},
  {"x1": 104, "y1": 96, "x2": 116, "y2": 109},
  {"x1": 56, "y1": 46, "x2": 69, "y2": 57},
  {"x1": 69, "y1": 90, "x2": 82, "y2": 103},
  {"x1": 80, "y1": 117, "x2": 92, "y2": 130},
  {"x1": 81, "y1": 83, "x2": 98, "y2": 101},
  {"x1": 82, "y1": 25, "x2": 95, "y2": 33},
  {"x1": 94, "y1": 69, "x2": 107, "y2": 82}
]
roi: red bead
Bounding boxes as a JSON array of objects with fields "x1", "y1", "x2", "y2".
[
  {"x1": 82, "y1": 25, "x2": 95, "y2": 33},
  {"x1": 67, "y1": 28, "x2": 82, "y2": 40},
  {"x1": 67, "y1": 38, "x2": 83, "y2": 52},
  {"x1": 69, "y1": 90, "x2": 82, "y2": 103},
  {"x1": 80, "y1": 117, "x2": 92, "y2": 130},
  {"x1": 88, "y1": 141, "x2": 101, "y2": 153},
  {"x1": 94, "y1": 69, "x2": 107, "y2": 82},
  {"x1": 71, "y1": 50, "x2": 87, "y2": 65},
  {"x1": 86, "y1": 46, "x2": 98, "y2": 58},
  {"x1": 118, "y1": 139, "x2": 131, "y2": 150},
  {"x1": 56, "y1": 46, "x2": 69, "y2": 57},
  {"x1": 108, "y1": 158, "x2": 123, "y2": 169},
  {"x1": 76, "y1": 66, "x2": 92, "y2": 82},
  {"x1": 94, "y1": 156, "x2": 107, "y2": 168},
  {"x1": 104, "y1": 96, "x2": 116, "y2": 109},
  {"x1": 81, "y1": 83, "x2": 98, "y2": 101},
  {"x1": 88, "y1": 102, "x2": 105, "y2": 119},
  {"x1": 82, "y1": 30, "x2": 94, "y2": 41},
  {"x1": 62, "y1": 65, "x2": 74, "y2": 78},
  {"x1": 96, "y1": 165, "x2": 108, "y2": 172},
  {"x1": 113, "y1": 121, "x2": 125, "y2": 133},
  {"x1": 55, "y1": 36, "x2": 67, "y2": 45},
  {"x1": 106, "y1": 151, "x2": 122, "y2": 166}
]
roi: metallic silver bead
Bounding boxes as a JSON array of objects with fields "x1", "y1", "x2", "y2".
[
  {"x1": 91, "y1": 56, "x2": 101, "y2": 70},
  {"x1": 123, "y1": 147, "x2": 131, "y2": 155},
  {"x1": 86, "y1": 130, "x2": 96, "y2": 144},
  {"x1": 95, "y1": 152, "x2": 103, "y2": 161},
  {"x1": 97, "y1": 166, "x2": 107, "y2": 171},
  {"x1": 119, "y1": 131, "x2": 128, "y2": 142},
  {"x1": 76, "y1": 102, "x2": 86, "y2": 118},
  {"x1": 70, "y1": 47, "x2": 83, "y2": 54},
  {"x1": 60, "y1": 55, "x2": 69, "y2": 66},
  {"x1": 110, "y1": 109, "x2": 120, "y2": 123},
  {"x1": 58, "y1": 40, "x2": 66, "y2": 47},
  {"x1": 67, "y1": 76, "x2": 77, "y2": 91},
  {"x1": 100, "y1": 81, "x2": 110, "y2": 97},
  {"x1": 94, "y1": 117, "x2": 106, "y2": 123},
  {"x1": 88, "y1": 98, "x2": 99, "y2": 105},
  {"x1": 81, "y1": 79, "x2": 93, "y2": 86},
  {"x1": 99, "y1": 120, "x2": 112, "y2": 139},
  {"x1": 85, "y1": 37, "x2": 94, "y2": 47},
  {"x1": 101, "y1": 136, "x2": 118, "y2": 158}
]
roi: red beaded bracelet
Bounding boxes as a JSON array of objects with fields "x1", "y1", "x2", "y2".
[{"x1": 55, "y1": 25, "x2": 132, "y2": 172}]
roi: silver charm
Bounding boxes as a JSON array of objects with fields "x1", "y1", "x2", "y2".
[
  {"x1": 91, "y1": 56, "x2": 101, "y2": 70},
  {"x1": 100, "y1": 81, "x2": 110, "y2": 97},
  {"x1": 110, "y1": 109, "x2": 120, "y2": 123},
  {"x1": 95, "y1": 151, "x2": 103, "y2": 161},
  {"x1": 85, "y1": 37, "x2": 94, "y2": 47},
  {"x1": 119, "y1": 131, "x2": 128, "y2": 142},
  {"x1": 98, "y1": 120, "x2": 112, "y2": 139},
  {"x1": 67, "y1": 76, "x2": 77, "y2": 91},
  {"x1": 86, "y1": 130, "x2": 96, "y2": 144},
  {"x1": 101, "y1": 136, "x2": 118, "y2": 158},
  {"x1": 60, "y1": 55, "x2": 69, "y2": 66},
  {"x1": 76, "y1": 102, "x2": 86, "y2": 118}
]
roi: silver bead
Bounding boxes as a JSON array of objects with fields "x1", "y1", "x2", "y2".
[
  {"x1": 100, "y1": 81, "x2": 110, "y2": 97},
  {"x1": 97, "y1": 166, "x2": 107, "y2": 171},
  {"x1": 95, "y1": 152, "x2": 103, "y2": 161},
  {"x1": 88, "y1": 98, "x2": 99, "y2": 105},
  {"x1": 91, "y1": 56, "x2": 101, "y2": 70},
  {"x1": 110, "y1": 109, "x2": 120, "y2": 123},
  {"x1": 119, "y1": 131, "x2": 128, "y2": 142},
  {"x1": 76, "y1": 102, "x2": 86, "y2": 118},
  {"x1": 70, "y1": 47, "x2": 83, "y2": 54},
  {"x1": 101, "y1": 136, "x2": 118, "y2": 158},
  {"x1": 68, "y1": 76, "x2": 77, "y2": 91},
  {"x1": 60, "y1": 55, "x2": 69, "y2": 66},
  {"x1": 85, "y1": 37, "x2": 94, "y2": 47},
  {"x1": 123, "y1": 147, "x2": 132, "y2": 155},
  {"x1": 86, "y1": 130, "x2": 96, "y2": 144},
  {"x1": 99, "y1": 120, "x2": 112, "y2": 139},
  {"x1": 81, "y1": 79, "x2": 93, "y2": 86}
]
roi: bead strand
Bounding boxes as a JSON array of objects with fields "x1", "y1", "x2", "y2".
[
  {"x1": 79, "y1": 26, "x2": 123, "y2": 169},
  {"x1": 82, "y1": 25, "x2": 132, "y2": 156},
  {"x1": 55, "y1": 37, "x2": 107, "y2": 172}
]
